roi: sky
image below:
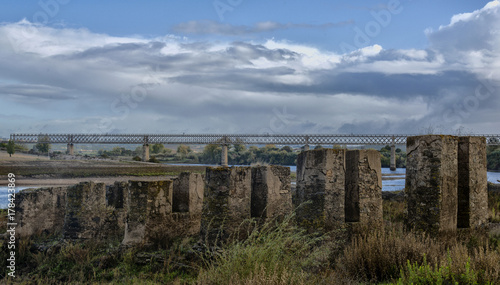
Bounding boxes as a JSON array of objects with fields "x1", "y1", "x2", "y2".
[{"x1": 0, "y1": 0, "x2": 499, "y2": 138}]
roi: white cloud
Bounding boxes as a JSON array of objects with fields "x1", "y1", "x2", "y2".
[{"x1": 1, "y1": 3, "x2": 500, "y2": 138}]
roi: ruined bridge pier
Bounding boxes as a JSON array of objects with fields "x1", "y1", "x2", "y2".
[{"x1": 12, "y1": 134, "x2": 494, "y2": 242}]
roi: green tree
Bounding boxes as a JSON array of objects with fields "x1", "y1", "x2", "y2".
[
  {"x1": 281, "y1": 146, "x2": 293, "y2": 153},
  {"x1": 201, "y1": 144, "x2": 221, "y2": 164},
  {"x1": 6, "y1": 140, "x2": 15, "y2": 157},
  {"x1": 151, "y1": 143, "x2": 165, "y2": 154},
  {"x1": 177, "y1": 144, "x2": 191, "y2": 156},
  {"x1": 233, "y1": 143, "x2": 246, "y2": 153},
  {"x1": 314, "y1": 145, "x2": 323, "y2": 150},
  {"x1": 36, "y1": 136, "x2": 51, "y2": 153}
]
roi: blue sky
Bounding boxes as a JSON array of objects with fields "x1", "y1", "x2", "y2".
[{"x1": 0, "y1": 0, "x2": 499, "y2": 137}]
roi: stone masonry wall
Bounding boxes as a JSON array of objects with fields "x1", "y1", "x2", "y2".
[
  {"x1": 457, "y1": 136, "x2": 488, "y2": 228},
  {"x1": 106, "y1": 181, "x2": 129, "y2": 238},
  {"x1": 295, "y1": 149, "x2": 346, "y2": 230},
  {"x1": 405, "y1": 135, "x2": 459, "y2": 234},
  {"x1": 15, "y1": 187, "x2": 67, "y2": 237},
  {"x1": 345, "y1": 150, "x2": 383, "y2": 225},
  {"x1": 201, "y1": 167, "x2": 252, "y2": 242},
  {"x1": 122, "y1": 180, "x2": 173, "y2": 246},
  {"x1": 251, "y1": 165, "x2": 292, "y2": 221},
  {"x1": 64, "y1": 182, "x2": 119, "y2": 240},
  {"x1": 170, "y1": 172, "x2": 205, "y2": 237}
]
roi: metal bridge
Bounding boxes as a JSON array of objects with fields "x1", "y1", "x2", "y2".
[{"x1": 9, "y1": 133, "x2": 500, "y2": 167}]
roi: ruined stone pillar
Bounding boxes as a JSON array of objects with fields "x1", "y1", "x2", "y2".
[
  {"x1": 171, "y1": 172, "x2": 205, "y2": 236},
  {"x1": 122, "y1": 180, "x2": 173, "y2": 246},
  {"x1": 221, "y1": 144, "x2": 228, "y2": 166},
  {"x1": 457, "y1": 136, "x2": 488, "y2": 228},
  {"x1": 173, "y1": 172, "x2": 204, "y2": 214},
  {"x1": 64, "y1": 182, "x2": 114, "y2": 240},
  {"x1": 67, "y1": 143, "x2": 74, "y2": 155},
  {"x1": 106, "y1": 181, "x2": 129, "y2": 238},
  {"x1": 15, "y1": 187, "x2": 67, "y2": 237},
  {"x1": 405, "y1": 135, "x2": 459, "y2": 234},
  {"x1": 390, "y1": 144, "x2": 396, "y2": 171},
  {"x1": 251, "y1": 166, "x2": 292, "y2": 221},
  {"x1": 201, "y1": 167, "x2": 251, "y2": 242},
  {"x1": 295, "y1": 149, "x2": 346, "y2": 230},
  {"x1": 142, "y1": 143, "x2": 149, "y2": 162},
  {"x1": 345, "y1": 150, "x2": 383, "y2": 225}
]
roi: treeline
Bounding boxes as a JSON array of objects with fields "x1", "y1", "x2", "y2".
[
  {"x1": 379, "y1": 145, "x2": 407, "y2": 168},
  {"x1": 487, "y1": 145, "x2": 500, "y2": 171},
  {"x1": 147, "y1": 144, "x2": 299, "y2": 165},
  {"x1": 198, "y1": 144, "x2": 298, "y2": 165}
]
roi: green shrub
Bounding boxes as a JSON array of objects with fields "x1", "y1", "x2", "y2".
[{"x1": 397, "y1": 254, "x2": 478, "y2": 285}]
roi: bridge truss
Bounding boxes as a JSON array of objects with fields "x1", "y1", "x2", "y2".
[{"x1": 10, "y1": 133, "x2": 500, "y2": 146}]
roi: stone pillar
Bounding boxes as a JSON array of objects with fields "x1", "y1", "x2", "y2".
[
  {"x1": 106, "y1": 181, "x2": 129, "y2": 238},
  {"x1": 67, "y1": 143, "x2": 74, "y2": 155},
  {"x1": 173, "y1": 172, "x2": 204, "y2": 214},
  {"x1": 303, "y1": 144, "x2": 310, "y2": 151},
  {"x1": 390, "y1": 144, "x2": 396, "y2": 171},
  {"x1": 122, "y1": 180, "x2": 173, "y2": 246},
  {"x1": 142, "y1": 144, "x2": 149, "y2": 162},
  {"x1": 15, "y1": 187, "x2": 67, "y2": 237},
  {"x1": 405, "y1": 135, "x2": 459, "y2": 234},
  {"x1": 221, "y1": 144, "x2": 228, "y2": 166},
  {"x1": 457, "y1": 136, "x2": 488, "y2": 228},
  {"x1": 64, "y1": 182, "x2": 114, "y2": 240},
  {"x1": 251, "y1": 166, "x2": 292, "y2": 221},
  {"x1": 171, "y1": 172, "x2": 205, "y2": 237},
  {"x1": 295, "y1": 149, "x2": 346, "y2": 230},
  {"x1": 345, "y1": 150, "x2": 383, "y2": 225},
  {"x1": 201, "y1": 167, "x2": 252, "y2": 242}
]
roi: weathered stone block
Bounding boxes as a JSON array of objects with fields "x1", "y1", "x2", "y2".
[
  {"x1": 15, "y1": 187, "x2": 67, "y2": 237},
  {"x1": 171, "y1": 172, "x2": 205, "y2": 237},
  {"x1": 345, "y1": 150, "x2": 382, "y2": 225},
  {"x1": 251, "y1": 165, "x2": 292, "y2": 221},
  {"x1": 106, "y1": 181, "x2": 129, "y2": 237},
  {"x1": 64, "y1": 182, "x2": 117, "y2": 240},
  {"x1": 295, "y1": 149, "x2": 346, "y2": 230},
  {"x1": 457, "y1": 136, "x2": 488, "y2": 228},
  {"x1": 201, "y1": 167, "x2": 251, "y2": 242},
  {"x1": 405, "y1": 135, "x2": 459, "y2": 234},
  {"x1": 122, "y1": 180, "x2": 173, "y2": 246},
  {"x1": 173, "y1": 172, "x2": 204, "y2": 215}
]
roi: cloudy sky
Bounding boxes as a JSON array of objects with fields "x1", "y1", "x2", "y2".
[{"x1": 0, "y1": 0, "x2": 499, "y2": 138}]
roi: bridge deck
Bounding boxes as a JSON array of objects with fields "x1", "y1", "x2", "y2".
[{"x1": 9, "y1": 133, "x2": 500, "y2": 145}]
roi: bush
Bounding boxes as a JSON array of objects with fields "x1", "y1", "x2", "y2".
[
  {"x1": 132, "y1": 156, "x2": 142, "y2": 161},
  {"x1": 148, "y1": 156, "x2": 160, "y2": 163},
  {"x1": 397, "y1": 255, "x2": 479, "y2": 285}
]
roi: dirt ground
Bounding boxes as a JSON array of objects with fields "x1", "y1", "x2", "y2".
[
  {"x1": 0, "y1": 150, "x2": 50, "y2": 161},
  {"x1": 0, "y1": 150, "x2": 206, "y2": 187},
  {"x1": 0, "y1": 175, "x2": 180, "y2": 187}
]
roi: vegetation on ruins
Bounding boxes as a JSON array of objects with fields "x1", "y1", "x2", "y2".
[{"x1": 2, "y1": 192, "x2": 500, "y2": 284}]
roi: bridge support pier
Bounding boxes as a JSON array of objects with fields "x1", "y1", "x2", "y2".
[
  {"x1": 142, "y1": 144, "x2": 150, "y2": 162},
  {"x1": 67, "y1": 143, "x2": 74, "y2": 155},
  {"x1": 221, "y1": 144, "x2": 228, "y2": 166},
  {"x1": 390, "y1": 144, "x2": 396, "y2": 171},
  {"x1": 303, "y1": 144, "x2": 309, "y2": 151}
]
